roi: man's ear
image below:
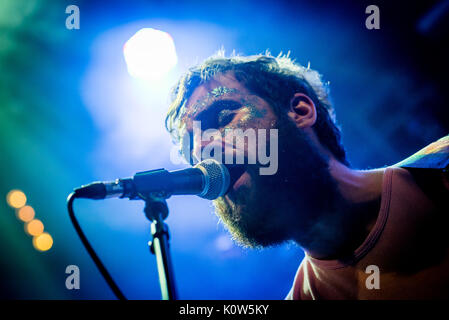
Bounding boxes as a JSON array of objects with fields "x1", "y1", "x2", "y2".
[{"x1": 287, "y1": 93, "x2": 317, "y2": 128}]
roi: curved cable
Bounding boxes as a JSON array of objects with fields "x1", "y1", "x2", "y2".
[{"x1": 67, "y1": 192, "x2": 127, "y2": 300}]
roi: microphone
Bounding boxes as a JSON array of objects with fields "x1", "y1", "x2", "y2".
[{"x1": 73, "y1": 159, "x2": 230, "y2": 200}]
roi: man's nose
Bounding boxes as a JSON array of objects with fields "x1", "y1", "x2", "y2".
[
  {"x1": 193, "y1": 138, "x2": 231, "y2": 162},
  {"x1": 192, "y1": 137, "x2": 248, "y2": 164},
  {"x1": 192, "y1": 140, "x2": 208, "y2": 163}
]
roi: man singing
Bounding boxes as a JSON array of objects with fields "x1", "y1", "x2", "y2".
[{"x1": 165, "y1": 52, "x2": 449, "y2": 299}]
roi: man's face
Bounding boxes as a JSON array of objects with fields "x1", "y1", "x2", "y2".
[{"x1": 179, "y1": 72, "x2": 335, "y2": 248}]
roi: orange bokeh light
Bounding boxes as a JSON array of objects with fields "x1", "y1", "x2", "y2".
[
  {"x1": 6, "y1": 190, "x2": 27, "y2": 209},
  {"x1": 33, "y1": 233, "x2": 53, "y2": 252},
  {"x1": 17, "y1": 205, "x2": 35, "y2": 222},
  {"x1": 25, "y1": 219, "x2": 44, "y2": 236}
]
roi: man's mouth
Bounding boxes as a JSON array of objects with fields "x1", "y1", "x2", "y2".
[{"x1": 225, "y1": 164, "x2": 249, "y2": 194}]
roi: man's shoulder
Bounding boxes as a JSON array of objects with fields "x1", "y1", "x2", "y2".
[
  {"x1": 392, "y1": 135, "x2": 449, "y2": 197},
  {"x1": 393, "y1": 135, "x2": 449, "y2": 170}
]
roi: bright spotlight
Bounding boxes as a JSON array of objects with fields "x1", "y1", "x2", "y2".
[{"x1": 123, "y1": 28, "x2": 178, "y2": 81}]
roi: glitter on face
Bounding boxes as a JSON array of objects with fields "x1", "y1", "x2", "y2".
[
  {"x1": 180, "y1": 86, "x2": 238, "y2": 122},
  {"x1": 210, "y1": 86, "x2": 237, "y2": 98},
  {"x1": 218, "y1": 109, "x2": 236, "y2": 126},
  {"x1": 236, "y1": 96, "x2": 267, "y2": 127},
  {"x1": 179, "y1": 85, "x2": 272, "y2": 139}
]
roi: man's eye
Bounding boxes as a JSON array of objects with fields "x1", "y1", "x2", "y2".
[
  {"x1": 215, "y1": 100, "x2": 241, "y2": 126},
  {"x1": 198, "y1": 100, "x2": 242, "y2": 130},
  {"x1": 217, "y1": 109, "x2": 236, "y2": 126}
]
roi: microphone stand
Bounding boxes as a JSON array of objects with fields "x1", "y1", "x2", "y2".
[{"x1": 142, "y1": 194, "x2": 177, "y2": 300}]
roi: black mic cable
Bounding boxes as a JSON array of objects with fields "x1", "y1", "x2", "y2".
[{"x1": 67, "y1": 192, "x2": 127, "y2": 300}]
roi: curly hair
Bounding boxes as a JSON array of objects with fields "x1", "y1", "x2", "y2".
[{"x1": 165, "y1": 50, "x2": 349, "y2": 166}]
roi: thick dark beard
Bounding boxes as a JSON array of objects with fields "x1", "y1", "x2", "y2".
[{"x1": 213, "y1": 115, "x2": 345, "y2": 250}]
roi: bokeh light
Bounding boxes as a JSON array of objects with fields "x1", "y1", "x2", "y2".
[
  {"x1": 25, "y1": 219, "x2": 44, "y2": 236},
  {"x1": 123, "y1": 28, "x2": 177, "y2": 80},
  {"x1": 32, "y1": 233, "x2": 53, "y2": 252},
  {"x1": 17, "y1": 205, "x2": 35, "y2": 222},
  {"x1": 6, "y1": 190, "x2": 27, "y2": 209}
]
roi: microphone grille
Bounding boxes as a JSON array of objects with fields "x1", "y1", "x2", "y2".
[{"x1": 195, "y1": 159, "x2": 230, "y2": 200}]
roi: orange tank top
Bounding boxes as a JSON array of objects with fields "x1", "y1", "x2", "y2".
[{"x1": 290, "y1": 166, "x2": 449, "y2": 299}]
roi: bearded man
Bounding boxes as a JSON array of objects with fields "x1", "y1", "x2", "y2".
[{"x1": 165, "y1": 53, "x2": 449, "y2": 299}]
